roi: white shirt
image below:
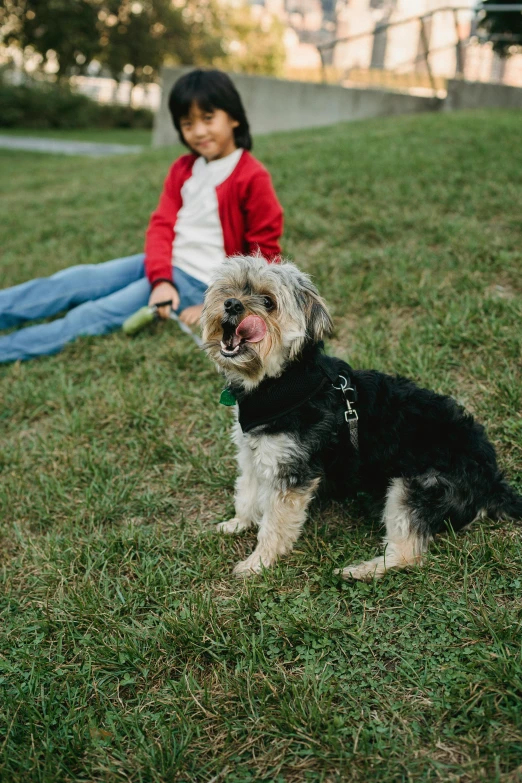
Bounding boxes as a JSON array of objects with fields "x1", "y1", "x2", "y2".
[{"x1": 173, "y1": 148, "x2": 243, "y2": 285}]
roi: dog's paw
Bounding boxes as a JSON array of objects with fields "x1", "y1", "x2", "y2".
[
  {"x1": 334, "y1": 559, "x2": 383, "y2": 582},
  {"x1": 233, "y1": 550, "x2": 270, "y2": 577},
  {"x1": 216, "y1": 517, "x2": 250, "y2": 535}
]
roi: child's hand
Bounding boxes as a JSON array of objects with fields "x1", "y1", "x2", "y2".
[
  {"x1": 149, "y1": 282, "x2": 180, "y2": 320},
  {"x1": 179, "y1": 304, "x2": 204, "y2": 326}
]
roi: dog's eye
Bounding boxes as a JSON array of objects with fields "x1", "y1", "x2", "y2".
[{"x1": 262, "y1": 296, "x2": 275, "y2": 311}]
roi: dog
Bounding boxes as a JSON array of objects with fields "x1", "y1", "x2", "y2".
[{"x1": 201, "y1": 255, "x2": 522, "y2": 579}]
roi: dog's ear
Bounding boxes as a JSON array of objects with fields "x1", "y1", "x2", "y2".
[{"x1": 297, "y1": 278, "x2": 333, "y2": 343}]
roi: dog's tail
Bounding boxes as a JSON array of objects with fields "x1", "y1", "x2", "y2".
[{"x1": 487, "y1": 475, "x2": 522, "y2": 522}]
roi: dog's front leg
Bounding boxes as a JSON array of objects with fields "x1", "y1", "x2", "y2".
[
  {"x1": 217, "y1": 462, "x2": 260, "y2": 534},
  {"x1": 233, "y1": 478, "x2": 320, "y2": 576}
]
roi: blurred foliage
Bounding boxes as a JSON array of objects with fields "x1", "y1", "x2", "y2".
[
  {"x1": 0, "y1": 0, "x2": 101, "y2": 78},
  {"x1": 217, "y1": 4, "x2": 285, "y2": 77},
  {"x1": 478, "y1": 0, "x2": 522, "y2": 57},
  {"x1": 98, "y1": 0, "x2": 224, "y2": 89},
  {"x1": 0, "y1": 0, "x2": 285, "y2": 90},
  {"x1": 0, "y1": 77, "x2": 153, "y2": 128}
]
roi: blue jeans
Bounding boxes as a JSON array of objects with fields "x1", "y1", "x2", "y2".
[{"x1": 0, "y1": 254, "x2": 207, "y2": 363}]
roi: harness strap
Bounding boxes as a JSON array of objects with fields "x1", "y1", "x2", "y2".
[
  {"x1": 333, "y1": 375, "x2": 359, "y2": 452},
  {"x1": 220, "y1": 345, "x2": 360, "y2": 451}
]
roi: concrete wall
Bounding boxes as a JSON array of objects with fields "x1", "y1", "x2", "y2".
[
  {"x1": 445, "y1": 78, "x2": 522, "y2": 111},
  {"x1": 153, "y1": 69, "x2": 522, "y2": 148},
  {"x1": 153, "y1": 67, "x2": 442, "y2": 147}
]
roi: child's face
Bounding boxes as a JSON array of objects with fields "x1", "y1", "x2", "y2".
[{"x1": 179, "y1": 103, "x2": 239, "y2": 161}]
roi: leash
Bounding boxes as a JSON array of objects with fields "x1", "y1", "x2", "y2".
[
  {"x1": 169, "y1": 310, "x2": 203, "y2": 347},
  {"x1": 333, "y1": 375, "x2": 359, "y2": 452},
  {"x1": 123, "y1": 300, "x2": 203, "y2": 347}
]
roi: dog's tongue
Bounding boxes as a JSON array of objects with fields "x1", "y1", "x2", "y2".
[{"x1": 236, "y1": 315, "x2": 267, "y2": 343}]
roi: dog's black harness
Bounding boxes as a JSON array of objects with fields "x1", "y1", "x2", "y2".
[
  {"x1": 332, "y1": 372, "x2": 359, "y2": 452},
  {"x1": 220, "y1": 344, "x2": 359, "y2": 450}
]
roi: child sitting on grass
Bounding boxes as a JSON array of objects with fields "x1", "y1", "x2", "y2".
[{"x1": 0, "y1": 69, "x2": 283, "y2": 363}]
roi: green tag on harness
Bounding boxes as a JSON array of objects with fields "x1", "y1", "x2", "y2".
[{"x1": 220, "y1": 388, "x2": 237, "y2": 406}]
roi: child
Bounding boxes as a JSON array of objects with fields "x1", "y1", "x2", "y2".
[{"x1": 0, "y1": 69, "x2": 283, "y2": 363}]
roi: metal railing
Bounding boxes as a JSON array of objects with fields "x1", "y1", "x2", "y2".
[{"x1": 314, "y1": 3, "x2": 522, "y2": 92}]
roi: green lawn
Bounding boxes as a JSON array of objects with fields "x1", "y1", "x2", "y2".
[
  {"x1": 1, "y1": 110, "x2": 521, "y2": 783},
  {"x1": 0, "y1": 127, "x2": 152, "y2": 146}
]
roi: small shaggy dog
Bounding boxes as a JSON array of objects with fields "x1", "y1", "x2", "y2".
[{"x1": 201, "y1": 256, "x2": 521, "y2": 579}]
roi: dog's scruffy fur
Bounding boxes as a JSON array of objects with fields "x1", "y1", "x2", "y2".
[{"x1": 201, "y1": 255, "x2": 522, "y2": 579}]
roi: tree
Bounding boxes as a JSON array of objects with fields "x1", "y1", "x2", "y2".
[
  {"x1": 0, "y1": 0, "x2": 101, "y2": 79},
  {"x1": 216, "y1": 4, "x2": 285, "y2": 77},
  {"x1": 0, "y1": 0, "x2": 224, "y2": 84},
  {"x1": 1, "y1": 0, "x2": 286, "y2": 90},
  {"x1": 478, "y1": 0, "x2": 522, "y2": 57},
  {"x1": 98, "y1": 0, "x2": 224, "y2": 96},
  {"x1": 169, "y1": 0, "x2": 226, "y2": 66}
]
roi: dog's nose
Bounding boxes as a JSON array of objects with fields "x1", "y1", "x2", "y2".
[{"x1": 224, "y1": 298, "x2": 244, "y2": 315}]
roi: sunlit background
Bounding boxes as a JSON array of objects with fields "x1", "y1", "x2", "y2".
[{"x1": 1, "y1": 0, "x2": 522, "y2": 118}]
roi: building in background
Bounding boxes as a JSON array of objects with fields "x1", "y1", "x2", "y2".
[
  {"x1": 8, "y1": 0, "x2": 521, "y2": 109},
  {"x1": 252, "y1": 0, "x2": 522, "y2": 88}
]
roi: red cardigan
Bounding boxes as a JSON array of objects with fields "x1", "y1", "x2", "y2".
[{"x1": 144, "y1": 150, "x2": 283, "y2": 285}]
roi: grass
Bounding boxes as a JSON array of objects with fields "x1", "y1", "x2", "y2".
[
  {"x1": 0, "y1": 109, "x2": 521, "y2": 783},
  {"x1": 0, "y1": 127, "x2": 152, "y2": 146}
]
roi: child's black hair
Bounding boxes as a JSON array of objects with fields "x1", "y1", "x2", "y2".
[{"x1": 168, "y1": 69, "x2": 252, "y2": 151}]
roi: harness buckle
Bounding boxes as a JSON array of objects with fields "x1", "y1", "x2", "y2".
[{"x1": 334, "y1": 375, "x2": 359, "y2": 450}]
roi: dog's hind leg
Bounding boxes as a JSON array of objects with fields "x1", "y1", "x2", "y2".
[
  {"x1": 337, "y1": 478, "x2": 430, "y2": 581},
  {"x1": 233, "y1": 478, "x2": 320, "y2": 576}
]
